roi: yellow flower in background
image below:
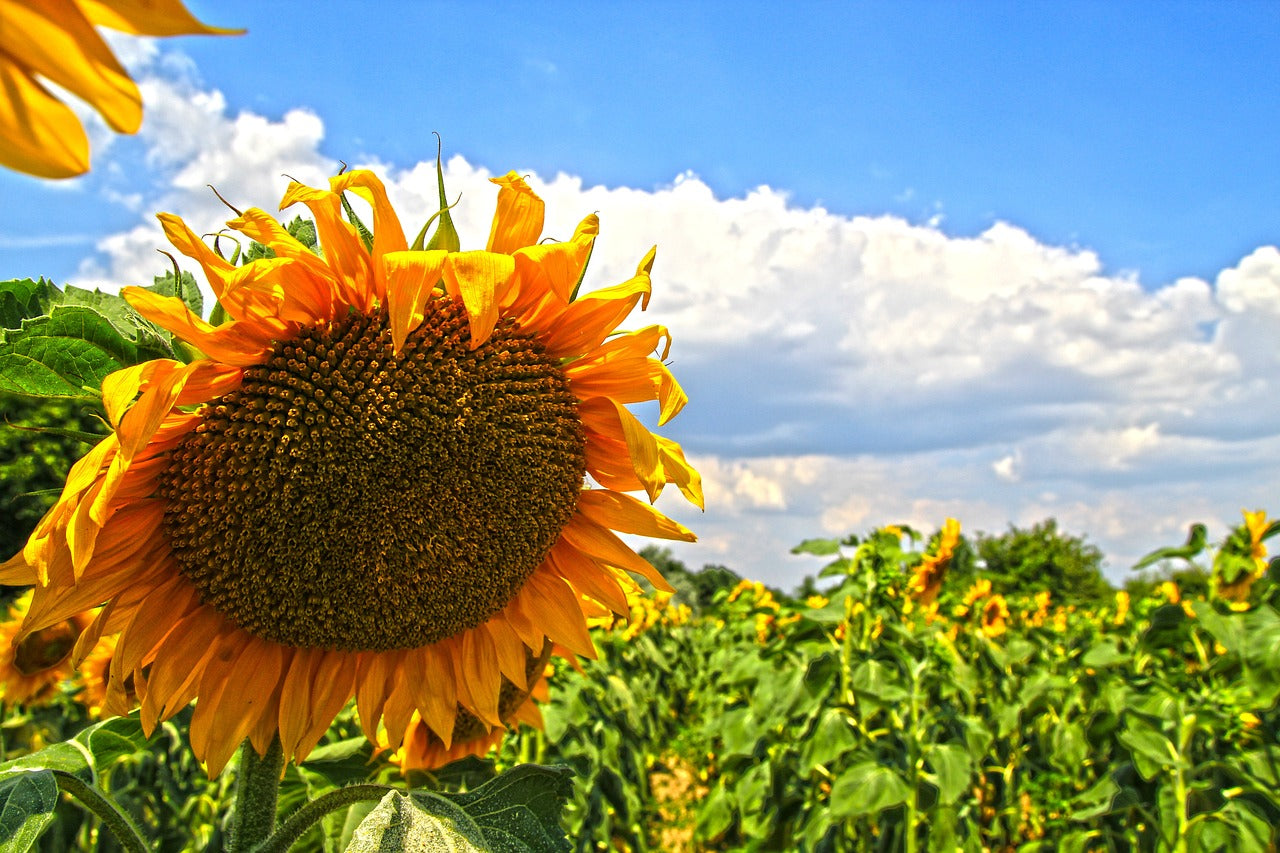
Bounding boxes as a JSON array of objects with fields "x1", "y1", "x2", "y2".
[
  {"x1": 1112, "y1": 591, "x2": 1130, "y2": 626},
  {"x1": 980, "y1": 595, "x2": 1009, "y2": 638},
  {"x1": 79, "y1": 633, "x2": 134, "y2": 718},
  {"x1": 1051, "y1": 607, "x2": 1068, "y2": 633},
  {"x1": 0, "y1": 592, "x2": 90, "y2": 706},
  {"x1": 963, "y1": 578, "x2": 992, "y2": 607},
  {"x1": 0, "y1": 0, "x2": 239, "y2": 178},
  {"x1": 1159, "y1": 581, "x2": 1181, "y2": 605},
  {"x1": 0, "y1": 169, "x2": 701, "y2": 775},
  {"x1": 1216, "y1": 508, "x2": 1271, "y2": 608},
  {"x1": 907, "y1": 518, "x2": 960, "y2": 607},
  {"x1": 1244, "y1": 509, "x2": 1269, "y2": 570},
  {"x1": 805, "y1": 595, "x2": 829, "y2": 609}
]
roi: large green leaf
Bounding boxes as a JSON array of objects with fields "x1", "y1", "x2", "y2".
[
  {"x1": 0, "y1": 717, "x2": 151, "y2": 852},
  {"x1": 0, "y1": 771, "x2": 58, "y2": 853},
  {"x1": 439, "y1": 764, "x2": 573, "y2": 852},
  {"x1": 923, "y1": 743, "x2": 971, "y2": 805},
  {"x1": 0, "y1": 278, "x2": 178, "y2": 400},
  {"x1": 345, "y1": 790, "x2": 488, "y2": 852},
  {"x1": 828, "y1": 762, "x2": 912, "y2": 818}
]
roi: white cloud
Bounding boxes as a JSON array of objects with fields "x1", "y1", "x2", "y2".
[{"x1": 69, "y1": 48, "x2": 1280, "y2": 590}]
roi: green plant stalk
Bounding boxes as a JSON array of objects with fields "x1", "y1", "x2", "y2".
[
  {"x1": 229, "y1": 736, "x2": 284, "y2": 853},
  {"x1": 903, "y1": 664, "x2": 922, "y2": 853},
  {"x1": 253, "y1": 784, "x2": 392, "y2": 853},
  {"x1": 1171, "y1": 713, "x2": 1196, "y2": 853},
  {"x1": 53, "y1": 771, "x2": 149, "y2": 853}
]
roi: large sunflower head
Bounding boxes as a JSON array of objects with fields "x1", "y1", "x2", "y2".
[
  {"x1": 0, "y1": 0, "x2": 239, "y2": 178},
  {"x1": 1, "y1": 167, "x2": 701, "y2": 774},
  {"x1": 0, "y1": 591, "x2": 90, "y2": 706}
]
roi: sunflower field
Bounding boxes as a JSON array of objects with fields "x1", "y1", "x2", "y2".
[{"x1": 1, "y1": 15, "x2": 1278, "y2": 843}]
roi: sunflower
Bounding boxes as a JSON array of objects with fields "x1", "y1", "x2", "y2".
[
  {"x1": 906, "y1": 517, "x2": 960, "y2": 606},
  {"x1": 0, "y1": 591, "x2": 90, "y2": 706},
  {"x1": 0, "y1": 168, "x2": 702, "y2": 775},
  {"x1": 1216, "y1": 509, "x2": 1271, "y2": 607},
  {"x1": 979, "y1": 595, "x2": 1009, "y2": 639},
  {"x1": 0, "y1": 0, "x2": 238, "y2": 178}
]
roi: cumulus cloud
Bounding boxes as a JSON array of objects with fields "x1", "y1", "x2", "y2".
[{"x1": 69, "y1": 48, "x2": 1280, "y2": 588}]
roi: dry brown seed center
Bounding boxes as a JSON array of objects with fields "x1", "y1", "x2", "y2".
[
  {"x1": 160, "y1": 300, "x2": 585, "y2": 651},
  {"x1": 14, "y1": 622, "x2": 77, "y2": 676}
]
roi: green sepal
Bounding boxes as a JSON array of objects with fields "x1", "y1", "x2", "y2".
[
  {"x1": 340, "y1": 193, "x2": 374, "y2": 252},
  {"x1": 419, "y1": 134, "x2": 461, "y2": 254}
]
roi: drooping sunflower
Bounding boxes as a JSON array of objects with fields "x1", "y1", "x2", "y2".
[
  {"x1": 906, "y1": 517, "x2": 960, "y2": 607},
  {"x1": 0, "y1": 168, "x2": 702, "y2": 774},
  {"x1": 0, "y1": 0, "x2": 238, "y2": 178},
  {"x1": 0, "y1": 591, "x2": 90, "y2": 706}
]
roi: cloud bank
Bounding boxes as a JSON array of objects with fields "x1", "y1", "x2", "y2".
[{"x1": 69, "y1": 47, "x2": 1280, "y2": 588}]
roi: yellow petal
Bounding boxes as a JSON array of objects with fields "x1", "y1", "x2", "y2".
[
  {"x1": 280, "y1": 181, "x2": 372, "y2": 310},
  {"x1": 330, "y1": 169, "x2": 408, "y2": 298},
  {"x1": 442, "y1": 251, "x2": 515, "y2": 348},
  {"x1": 486, "y1": 171, "x2": 544, "y2": 254},
  {"x1": 0, "y1": 52, "x2": 88, "y2": 177},
  {"x1": 78, "y1": 0, "x2": 242, "y2": 35},
  {"x1": 383, "y1": 250, "x2": 449, "y2": 352},
  {"x1": 0, "y1": 0, "x2": 141, "y2": 134},
  {"x1": 560, "y1": 515, "x2": 675, "y2": 593},
  {"x1": 576, "y1": 490, "x2": 695, "y2": 542}
]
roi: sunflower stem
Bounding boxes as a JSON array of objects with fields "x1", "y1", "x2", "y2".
[
  {"x1": 52, "y1": 771, "x2": 149, "y2": 853},
  {"x1": 229, "y1": 736, "x2": 284, "y2": 853},
  {"x1": 252, "y1": 784, "x2": 393, "y2": 853}
]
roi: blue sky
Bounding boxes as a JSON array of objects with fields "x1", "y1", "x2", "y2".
[{"x1": 2, "y1": 1, "x2": 1279, "y2": 586}]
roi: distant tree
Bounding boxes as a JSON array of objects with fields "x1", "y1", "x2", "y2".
[
  {"x1": 639, "y1": 546, "x2": 745, "y2": 612},
  {"x1": 974, "y1": 519, "x2": 1112, "y2": 604}
]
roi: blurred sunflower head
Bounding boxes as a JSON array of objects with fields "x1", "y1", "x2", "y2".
[
  {"x1": 0, "y1": 0, "x2": 239, "y2": 178},
  {"x1": 0, "y1": 591, "x2": 90, "y2": 706},
  {"x1": 980, "y1": 595, "x2": 1009, "y2": 639},
  {"x1": 1, "y1": 167, "x2": 701, "y2": 774},
  {"x1": 1215, "y1": 508, "x2": 1273, "y2": 608},
  {"x1": 906, "y1": 517, "x2": 960, "y2": 606}
]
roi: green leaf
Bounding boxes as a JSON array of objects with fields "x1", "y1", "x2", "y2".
[
  {"x1": 1081, "y1": 638, "x2": 1126, "y2": 669},
  {"x1": 297, "y1": 737, "x2": 379, "y2": 790},
  {"x1": 345, "y1": 790, "x2": 487, "y2": 852},
  {"x1": 1119, "y1": 721, "x2": 1178, "y2": 782},
  {"x1": 286, "y1": 216, "x2": 320, "y2": 254},
  {"x1": 440, "y1": 764, "x2": 573, "y2": 852},
  {"x1": 0, "y1": 279, "x2": 176, "y2": 400},
  {"x1": 0, "y1": 714, "x2": 152, "y2": 786},
  {"x1": 0, "y1": 771, "x2": 58, "y2": 853},
  {"x1": 141, "y1": 270, "x2": 202, "y2": 318},
  {"x1": 828, "y1": 762, "x2": 912, "y2": 818},
  {"x1": 791, "y1": 538, "x2": 842, "y2": 557},
  {"x1": 802, "y1": 709, "x2": 857, "y2": 772},
  {"x1": 923, "y1": 743, "x2": 971, "y2": 805},
  {"x1": 695, "y1": 781, "x2": 735, "y2": 843}
]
